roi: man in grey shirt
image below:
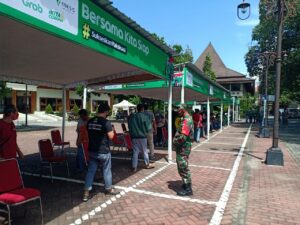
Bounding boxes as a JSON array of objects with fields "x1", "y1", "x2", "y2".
[{"x1": 143, "y1": 104, "x2": 157, "y2": 160}]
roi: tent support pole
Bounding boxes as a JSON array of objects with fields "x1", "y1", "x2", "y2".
[
  {"x1": 207, "y1": 97, "x2": 210, "y2": 140},
  {"x1": 232, "y1": 97, "x2": 235, "y2": 122},
  {"x1": 228, "y1": 104, "x2": 230, "y2": 126},
  {"x1": 237, "y1": 104, "x2": 240, "y2": 121},
  {"x1": 181, "y1": 69, "x2": 185, "y2": 104},
  {"x1": 221, "y1": 101, "x2": 223, "y2": 131},
  {"x1": 168, "y1": 80, "x2": 173, "y2": 163},
  {"x1": 62, "y1": 87, "x2": 66, "y2": 142},
  {"x1": 83, "y1": 86, "x2": 87, "y2": 109},
  {"x1": 25, "y1": 84, "x2": 28, "y2": 127}
]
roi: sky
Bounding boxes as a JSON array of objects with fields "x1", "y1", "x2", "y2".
[{"x1": 111, "y1": 0, "x2": 260, "y2": 75}]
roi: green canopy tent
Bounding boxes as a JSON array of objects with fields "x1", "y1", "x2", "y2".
[
  {"x1": 0, "y1": 0, "x2": 176, "y2": 140},
  {"x1": 95, "y1": 63, "x2": 231, "y2": 161}
]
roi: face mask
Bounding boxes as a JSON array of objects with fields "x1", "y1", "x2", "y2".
[
  {"x1": 105, "y1": 111, "x2": 111, "y2": 118},
  {"x1": 178, "y1": 109, "x2": 184, "y2": 117},
  {"x1": 12, "y1": 112, "x2": 19, "y2": 120}
]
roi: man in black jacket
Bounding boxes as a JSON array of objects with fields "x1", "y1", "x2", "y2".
[{"x1": 83, "y1": 103, "x2": 119, "y2": 201}]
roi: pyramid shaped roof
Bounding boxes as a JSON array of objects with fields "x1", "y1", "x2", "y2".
[{"x1": 194, "y1": 42, "x2": 247, "y2": 79}]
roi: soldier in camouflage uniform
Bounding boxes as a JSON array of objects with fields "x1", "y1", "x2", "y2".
[{"x1": 173, "y1": 105, "x2": 194, "y2": 196}]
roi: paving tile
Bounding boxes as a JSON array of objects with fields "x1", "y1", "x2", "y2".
[{"x1": 6, "y1": 121, "x2": 300, "y2": 225}]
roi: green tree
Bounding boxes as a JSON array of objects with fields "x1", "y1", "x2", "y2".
[
  {"x1": 152, "y1": 33, "x2": 168, "y2": 46},
  {"x1": 280, "y1": 91, "x2": 292, "y2": 108},
  {"x1": 128, "y1": 96, "x2": 141, "y2": 105},
  {"x1": 0, "y1": 81, "x2": 11, "y2": 112},
  {"x1": 202, "y1": 54, "x2": 216, "y2": 81},
  {"x1": 152, "y1": 33, "x2": 193, "y2": 64},
  {"x1": 0, "y1": 81, "x2": 11, "y2": 98},
  {"x1": 239, "y1": 93, "x2": 256, "y2": 117},
  {"x1": 172, "y1": 44, "x2": 193, "y2": 64},
  {"x1": 75, "y1": 85, "x2": 91, "y2": 103}
]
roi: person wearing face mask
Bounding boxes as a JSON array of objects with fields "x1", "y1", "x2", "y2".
[
  {"x1": 83, "y1": 103, "x2": 119, "y2": 201},
  {"x1": 76, "y1": 109, "x2": 89, "y2": 172},
  {"x1": 128, "y1": 104, "x2": 155, "y2": 172},
  {"x1": 173, "y1": 105, "x2": 194, "y2": 196},
  {"x1": 0, "y1": 104, "x2": 24, "y2": 159}
]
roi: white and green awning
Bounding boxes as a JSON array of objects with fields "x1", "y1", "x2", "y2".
[
  {"x1": 96, "y1": 63, "x2": 231, "y2": 103},
  {"x1": 0, "y1": 0, "x2": 175, "y2": 87}
]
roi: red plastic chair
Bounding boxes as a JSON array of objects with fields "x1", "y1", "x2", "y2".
[
  {"x1": 162, "y1": 127, "x2": 168, "y2": 147},
  {"x1": 50, "y1": 129, "x2": 70, "y2": 153},
  {"x1": 111, "y1": 125, "x2": 125, "y2": 151},
  {"x1": 121, "y1": 123, "x2": 127, "y2": 133},
  {"x1": 124, "y1": 133, "x2": 133, "y2": 152},
  {"x1": 0, "y1": 159, "x2": 44, "y2": 225},
  {"x1": 38, "y1": 139, "x2": 70, "y2": 182}
]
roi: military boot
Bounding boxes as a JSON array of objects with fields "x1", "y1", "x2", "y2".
[
  {"x1": 181, "y1": 183, "x2": 187, "y2": 189},
  {"x1": 177, "y1": 183, "x2": 193, "y2": 196}
]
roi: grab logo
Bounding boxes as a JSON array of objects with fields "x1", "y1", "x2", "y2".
[{"x1": 22, "y1": 0, "x2": 43, "y2": 13}]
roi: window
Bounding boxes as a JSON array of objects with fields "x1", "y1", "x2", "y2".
[
  {"x1": 40, "y1": 98, "x2": 62, "y2": 111},
  {"x1": 0, "y1": 97, "x2": 12, "y2": 113},
  {"x1": 222, "y1": 84, "x2": 230, "y2": 90},
  {"x1": 70, "y1": 99, "x2": 82, "y2": 110},
  {"x1": 231, "y1": 84, "x2": 241, "y2": 92}
]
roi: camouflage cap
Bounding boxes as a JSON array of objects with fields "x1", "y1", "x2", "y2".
[
  {"x1": 179, "y1": 103, "x2": 188, "y2": 109},
  {"x1": 175, "y1": 104, "x2": 187, "y2": 112}
]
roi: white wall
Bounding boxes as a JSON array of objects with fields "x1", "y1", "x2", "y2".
[
  {"x1": 36, "y1": 88, "x2": 110, "y2": 111},
  {"x1": 69, "y1": 90, "x2": 81, "y2": 99},
  {"x1": 89, "y1": 93, "x2": 110, "y2": 112},
  {"x1": 6, "y1": 82, "x2": 37, "y2": 91},
  {"x1": 91, "y1": 93, "x2": 109, "y2": 101},
  {"x1": 36, "y1": 88, "x2": 63, "y2": 111},
  {"x1": 69, "y1": 91, "x2": 109, "y2": 101}
]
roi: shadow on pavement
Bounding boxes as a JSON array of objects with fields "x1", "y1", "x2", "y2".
[
  {"x1": 11, "y1": 147, "x2": 169, "y2": 224},
  {"x1": 167, "y1": 180, "x2": 183, "y2": 194},
  {"x1": 244, "y1": 152, "x2": 264, "y2": 161},
  {"x1": 16, "y1": 125, "x2": 58, "y2": 132}
]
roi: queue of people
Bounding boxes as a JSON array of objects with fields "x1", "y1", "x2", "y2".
[{"x1": 1, "y1": 102, "x2": 227, "y2": 202}]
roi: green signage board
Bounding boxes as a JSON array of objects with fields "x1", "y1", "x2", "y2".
[
  {"x1": 185, "y1": 68, "x2": 210, "y2": 96},
  {"x1": 0, "y1": 0, "x2": 169, "y2": 78},
  {"x1": 184, "y1": 67, "x2": 231, "y2": 101},
  {"x1": 103, "y1": 80, "x2": 169, "y2": 91}
]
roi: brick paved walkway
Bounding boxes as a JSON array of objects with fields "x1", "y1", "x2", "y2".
[{"x1": 1, "y1": 120, "x2": 300, "y2": 225}]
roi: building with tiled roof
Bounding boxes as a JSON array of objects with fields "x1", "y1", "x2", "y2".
[{"x1": 194, "y1": 43, "x2": 255, "y2": 97}]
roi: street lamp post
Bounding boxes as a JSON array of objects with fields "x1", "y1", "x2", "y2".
[
  {"x1": 265, "y1": 0, "x2": 296, "y2": 166},
  {"x1": 265, "y1": 3, "x2": 284, "y2": 164},
  {"x1": 257, "y1": 51, "x2": 276, "y2": 138},
  {"x1": 237, "y1": 0, "x2": 296, "y2": 166}
]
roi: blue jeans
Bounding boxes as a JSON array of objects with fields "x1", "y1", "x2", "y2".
[
  {"x1": 132, "y1": 138, "x2": 149, "y2": 168},
  {"x1": 76, "y1": 145, "x2": 85, "y2": 171},
  {"x1": 194, "y1": 127, "x2": 201, "y2": 142},
  {"x1": 84, "y1": 151, "x2": 112, "y2": 191}
]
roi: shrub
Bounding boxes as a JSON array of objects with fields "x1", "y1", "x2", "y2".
[
  {"x1": 45, "y1": 104, "x2": 54, "y2": 114},
  {"x1": 72, "y1": 103, "x2": 80, "y2": 116}
]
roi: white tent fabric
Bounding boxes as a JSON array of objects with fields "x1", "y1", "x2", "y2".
[{"x1": 113, "y1": 100, "x2": 136, "y2": 113}]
